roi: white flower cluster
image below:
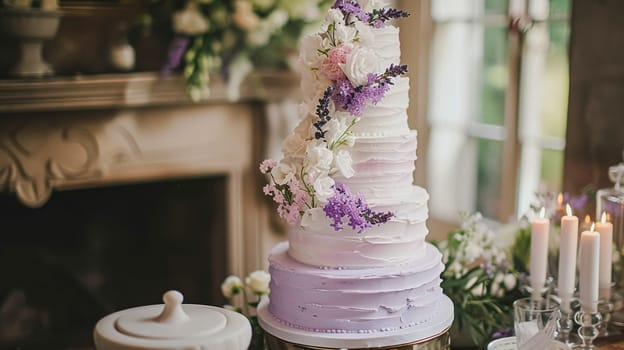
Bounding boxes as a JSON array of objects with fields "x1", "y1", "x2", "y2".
[
  {"x1": 298, "y1": 1, "x2": 393, "y2": 117},
  {"x1": 442, "y1": 213, "x2": 517, "y2": 297},
  {"x1": 221, "y1": 270, "x2": 271, "y2": 298},
  {"x1": 273, "y1": 110, "x2": 358, "y2": 204}
]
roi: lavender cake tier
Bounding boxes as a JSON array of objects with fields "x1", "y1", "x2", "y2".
[{"x1": 268, "y1": 242, "x2": 444, "y2": 333}]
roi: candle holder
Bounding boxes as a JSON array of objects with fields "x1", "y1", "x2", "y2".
[
  {"x1": 597, "y1": 286, "x2": 623, "y2": 337},
  {"x1": 598, "y1": 297, "x2": 614, "y2": 337},
  {"x1": 556, "y1": 294, "x2": 579, "y2": 346},
  {"x1": 573, "y1": 310, "x2": 602, "y2": 349}
]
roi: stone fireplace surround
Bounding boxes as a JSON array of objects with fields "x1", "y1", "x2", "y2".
[{"x1": 0, "y1": 71, "x2": 297, "y2": 281}]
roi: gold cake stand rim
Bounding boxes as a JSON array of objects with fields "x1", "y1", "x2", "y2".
[
  {"x1": 257, "y1": 295, "x2": 455, "y2": 349},
  {"x1": 264, "y1": 326, "x2": 452, "y2": 350}
]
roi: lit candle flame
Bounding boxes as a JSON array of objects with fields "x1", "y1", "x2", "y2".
[
  {"x1": 540, "y1": 207, "x2": 546, "y2": 219},
  {"x1": 566, "y1": 203, "x2": 572, "y2": 217},
  {"x1": 557, "y1": 193, "x2": 563, "y2": 205},
  {"x1": 584, "y1": 214, "x2": 591, "y2": 224},
  {"x1": 601, "y1": 212, "x2": 608, "y2": 224},
  {"x1": 591, "y1": 222, "x2": 595, "y2": 232}
]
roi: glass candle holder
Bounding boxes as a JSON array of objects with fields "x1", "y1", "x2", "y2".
[{"x1": 597, "y1": 160, "x2": 624, "y2": 327}]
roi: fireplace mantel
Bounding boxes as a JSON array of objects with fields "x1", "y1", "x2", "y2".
[
  {"x1": 0, "y1": 71, "x2": 300, "y2": 112},
  {"x1": 0, "y1": 71, "x2": 296, "y2": 277}
]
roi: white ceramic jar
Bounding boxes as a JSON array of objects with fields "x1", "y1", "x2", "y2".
[{"x1": 94, "y1": 290, "x2": 251, "y2": 350}]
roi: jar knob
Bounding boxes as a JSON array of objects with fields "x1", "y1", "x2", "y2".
[{"x1": 155, "y1": 290, "x2": 190, "y2": 324}]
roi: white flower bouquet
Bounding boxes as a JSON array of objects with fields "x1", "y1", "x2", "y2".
[
  {"x1": 220, "y1": 270, "x2": 271, "y2": 350},
  {"x1": 160, "y1": 0, "x2": 332, "y2": 100}
]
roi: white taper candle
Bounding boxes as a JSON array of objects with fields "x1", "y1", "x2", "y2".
[
  {"x1": 530, "y1": 207, "x2": 550, "y2": 301},
  {"x1": 596, "y1": 212, "x2": 613, "y2": 299},
  {"x1": 579, "y1": 225, "x2": 600, "y2": 313},
  {"x1": 558, "y1": 204, "x2": 578, "y2": 311}
]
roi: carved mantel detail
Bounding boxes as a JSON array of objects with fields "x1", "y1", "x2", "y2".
[{"x1": 0, "y1": 122, "x2": 137, "y2": 207}]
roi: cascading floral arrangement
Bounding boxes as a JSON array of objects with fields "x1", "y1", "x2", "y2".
[{"x1": 260, "y1": 0, "x2": 409, "y2": 233}]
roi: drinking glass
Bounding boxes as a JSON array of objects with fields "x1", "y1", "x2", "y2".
[{"x1": 513, "y1": 297, "x2": 559, "y2": 348}]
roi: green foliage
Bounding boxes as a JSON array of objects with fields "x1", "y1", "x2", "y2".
[{"x1": 434, "y1": 216, "x2": 524, "y2": 348}]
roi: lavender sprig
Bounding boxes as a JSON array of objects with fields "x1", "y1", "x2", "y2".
[
  {"x1": 374, "y1": 64, "x2": 409, "y2": 86},
  {"x1": 161, "y1": 36, "x2": 190, "y2": 76},
  {"x1": 368, "y1": 8, "x2": 410, "y2": 28},
  {"x1": 324, "y1": 183, "x2": 394, "y2": 233},
  {"x1": 332, "y1": 64, "x2": 408, "y2": 116},
  {"x1": 331, "y1": 0, "x2": 370, "y2": 24},
  {"x1": 313, "y1": 86, "x2": 334, "y2": 140}
]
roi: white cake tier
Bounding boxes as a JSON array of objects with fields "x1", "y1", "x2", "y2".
[
  {"x1": 373, "y1": 25, "x2": 402, "y2": 69},
  {"x1": 351, "y1": 77, "x2": 410, "y2": 136},
  {"x1": 335, "y1": 131, "x2": 418, "y2": 200},
  {"x1": 290, "y1": 185, "x2": 429, "y2": 268}
]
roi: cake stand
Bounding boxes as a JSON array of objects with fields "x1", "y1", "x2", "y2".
[
  {"x1": 0, "y1": 8, "x2": 62, "y2": 77},
  {"x1": 257, "y1": 295, "x2": 454, "y2": 349}
]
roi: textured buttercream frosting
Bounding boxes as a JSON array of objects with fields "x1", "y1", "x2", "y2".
[
  {"x1": 269, "y1": 242, "x2": 444, "y2": 333},
  {"x1": 263, "y1": 1, "x2": 449, "y2": 339}
]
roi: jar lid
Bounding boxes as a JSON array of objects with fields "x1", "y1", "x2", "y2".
[{"x1": 94, "y1": 290, "x2": 251, "y2": 350}]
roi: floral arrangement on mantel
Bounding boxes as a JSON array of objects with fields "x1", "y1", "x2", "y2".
[
  {"x1": 161, "y1": 0, "x2": 331, "y2": 101},
  {"x1": 259, "y1": 0, "x2": 409, "y2": 232},
  {"x1": 221, "y1": 270, "x2": 271, "y2": 350},
  {"x1": 434, "y1": 190, "x2": 591, "y2": 348}
]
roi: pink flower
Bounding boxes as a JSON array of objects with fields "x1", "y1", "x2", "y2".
[
  {"x1": 319, "y1": 44, "x2": 353, "y2": 81},
  {"x1": 259, "y1": 159, "x2": 277, "y2": 174}
]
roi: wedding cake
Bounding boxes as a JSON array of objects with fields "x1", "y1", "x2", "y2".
[{"x1": 257, "y1": 0, "x2": 453, "y2": 347}]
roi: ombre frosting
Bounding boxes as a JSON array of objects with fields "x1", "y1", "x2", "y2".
[
  {"x1": 269, "y1": 242, "x2": 444, "y2": 333},
  {"x1": 263, "y1": 0, "x2": 449, "y2": 339}
]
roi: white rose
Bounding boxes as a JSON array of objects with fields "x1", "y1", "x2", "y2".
[
  {"x1": 299, "y1": 34, "x2": 325, "y2": 67},
  {"x1": 333, "y1": 23, "x2": 357, "y2": 44},
  {"x1": 307, "y1": 145, "x2": 333, "y2": 172},
  {"x1": 322, "y1": 9, "x2": 344, "y2": 31},
  {"x1": 313, "y1": 176, "x2": 335, "y2": 202},
  {"x1": 282, "y1": 133, "x2": 307, "y2": 159},
  {"x1": 341, "y1": 47, "x2": 382, "y2": 86},
  {"x1": 300, "y1": 207, "x2": 326, "y2": 228},
  {"x1": 246, "y1": 270, "x2": 271, "y2": 295},
  {"x1": 173, "y1": 3, "x2": 209, "y2": 35},
  {"x1": 271, "y1": 161, "x2": 296, "y2": 185},
  {"x1": 233, "y1": 1, "x2": 260, "y2": 30},
  {"x1": 355, "y1": 21, "x2": 374, "y2": 46},
  {"x1": 333, "y1": 150, "x2": 355, "y2": 178},
  {"x1": 221, "y1": 275, "x2": 243, "y2": 298},
  {"x1": 357, "y1": 0, "x2": 391, "y2": 12}
]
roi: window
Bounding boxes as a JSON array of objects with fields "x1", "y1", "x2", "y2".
[{"x1": 427, "y1": 0, "x2": 571, "y2": 223}]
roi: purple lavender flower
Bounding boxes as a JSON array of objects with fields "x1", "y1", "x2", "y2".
[
  {"x1": 368, "y1": 8, "x2": 410, "y2": 28},
  {"x1": 331, "y1": 64, "x2": 407, "y2": 116},
  {"x1": 161, "y1": 36, "x2": 190, "y2": 76},
  {"x1": 491, "y1": 327, "x2": 514, "y2": 340},
  {"x1": 314, "y1": 86, "x2": 334, "y2": 140},
  {"x1": 480, "y1": 262, "x2": 494, "y2": 278},
  {"x1": 324, "y1": 183, "x2": 393, "y2": 233},
  {"x1": 332, "y1": 0, "x2": 370, "y2": 23}
]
